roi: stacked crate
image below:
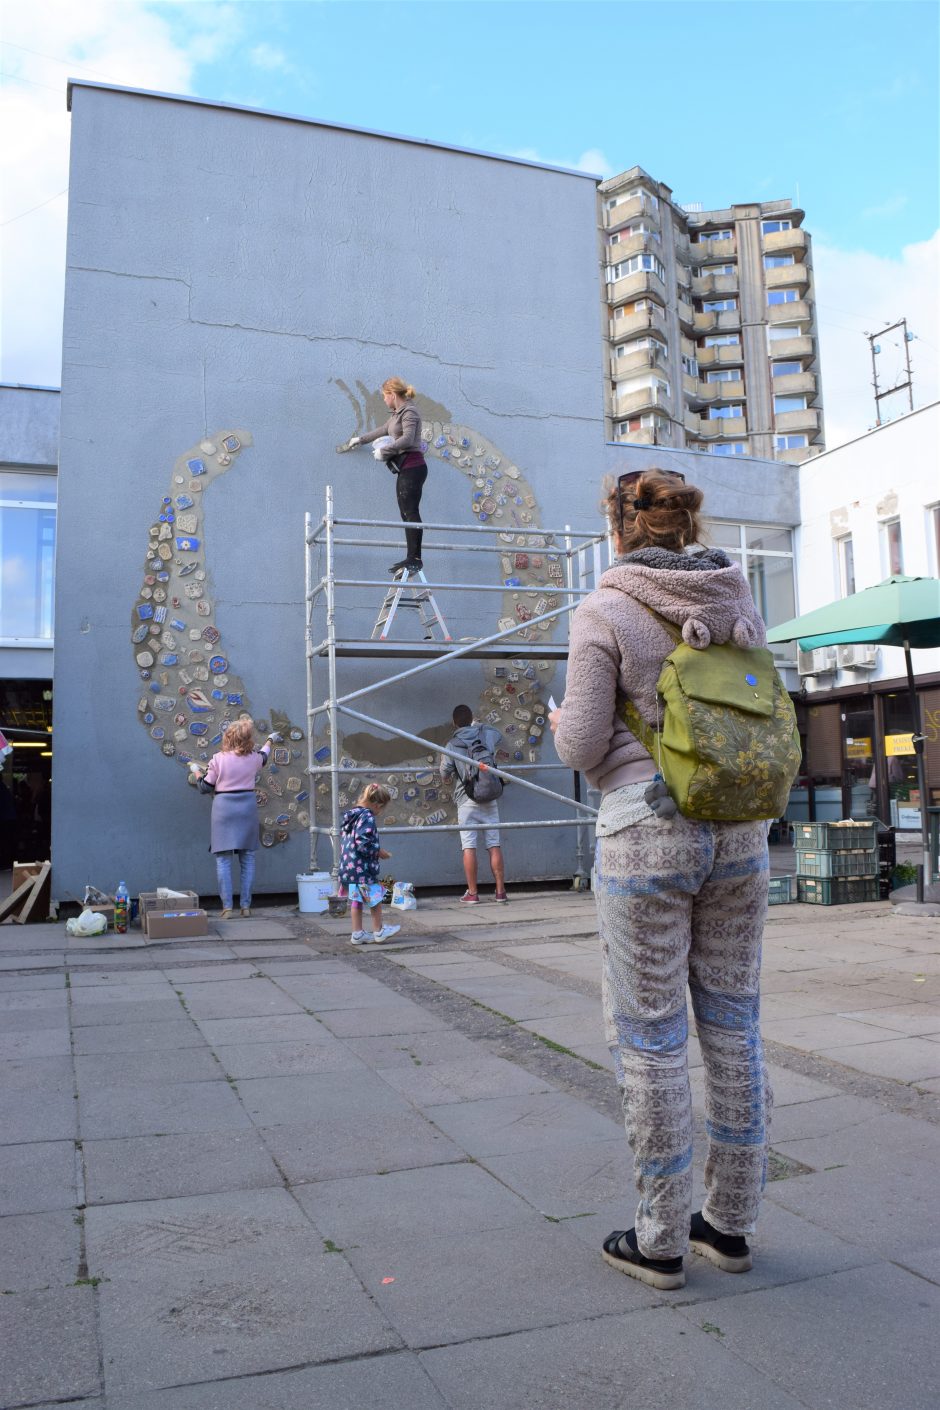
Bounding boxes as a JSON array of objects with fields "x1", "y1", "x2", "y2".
[{"x1": 793, "y1": 820, "x2": 880, "y2": 905}]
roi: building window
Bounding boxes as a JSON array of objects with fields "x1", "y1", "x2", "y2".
[
  {"x1": 616, "y1": 335, "x2": 667, "y2": 357},
  {"x1": 697, "y1": 229, "x2": 733, "y2": 242},
  {"x1": 617, "y1": 413, "x2": 663, "y2": 435},
  {"x1": 605, "y1": 195, "x2": 626, "y2": 211},
  {"x1": 837, "y1": 535, "x2": 856, "y2": 596},
  {"x1": 882, "y1": 519, "x2": 903, "y2": 576},
  {"x1": 768, "y1": 324, "x2": 805, "y2": 342},
  {"x1": 768, "y1": 288, "x2": 800, "y2": 305},
  {"x1": 775, "y1": 434, "x2": 808, "y2": 449},
  {"x1": 705, "y1": 263, "x2": 736, "y2": 275},
  {"x1": 0, "y1": 471, "x2": 56, "y2": 644},
  {"x1": 707, "y1": 404, "x2": 743, "y2": 419},
  {"x1": 762, "y1": 219, "x2": 792, "y2": 234},
  {"x1": 608, "y1": 253, "x2": 666, "y2": 283},
  {"x1": 707, "y1": 443, "x2": 747, "y2": 456},
  {"x1": 702, "y1": 298, "x2": 737, "y2": 312},
  {"x1": 704, "y1": 334, "x2": 741, "y2": 347},
  {"x1": 706, "y1": 368, "x2": 740, "y2": 383},
  {"x1": 681, "y1": 354, "x2": 698, "y2": 376},
  {"x1": 702, "y1": 524, "x2": 797, "y2": 638},
  {"x1": 772, "y1": 361, "x2": 802, "y2": 377},
  {"x1": 774, "y1": 395, "x2": 807, "y2": 413},
  {"x1": 930, "y1": 504, "x2": 940, "y2": 575},
  {"x1": 764, "y1": 254, "x2": 795, "y2": 268}
]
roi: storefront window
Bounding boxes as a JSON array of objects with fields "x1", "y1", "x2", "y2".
[
  {"x1": 0, "y1": 471, "x2": 56, "y2": 643},
  {"x1": 704, "y1": 521, "x2": 796, "y2": 652},
  {"x1": 883, "y1": 693, "x2": 921, "y2": 829}
]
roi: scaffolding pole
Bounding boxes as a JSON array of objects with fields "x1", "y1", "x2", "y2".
[{"x1": 305, "y1": 487, "x2": 610, "y2": 888}]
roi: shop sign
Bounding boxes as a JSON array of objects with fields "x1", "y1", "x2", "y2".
[
  {"x1": 885, "y1": 733, "x2": 915, "y2": 756},
  {"x1": 845, "y1": 738, "x2": 872, "y2": 759}
]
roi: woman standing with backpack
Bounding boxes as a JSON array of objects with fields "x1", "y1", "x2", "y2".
[
  {"x1": 440, "y1": 704, "x2": 508, "y2": 904},
  {"x1": 550, "y1": 468, "x2": 794, "y2": 1291}
]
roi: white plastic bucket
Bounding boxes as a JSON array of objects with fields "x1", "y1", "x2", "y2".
[{"x1": 297, "y1": 872, "x2": 332, "y2": 914}]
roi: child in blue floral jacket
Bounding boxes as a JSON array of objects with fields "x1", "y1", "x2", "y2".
[{"x1": 338, "y1": 783, "x2": 401, "y2": 945}]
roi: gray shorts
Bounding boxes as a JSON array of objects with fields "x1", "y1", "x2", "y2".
[{"x1": 458, "y1": 799, "x2": 501, "y2": 850}]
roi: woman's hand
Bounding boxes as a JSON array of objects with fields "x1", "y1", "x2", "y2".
[
  {"x1": 379, "y1": 848, "x2": 391, "y2": 860},
  {"x1": 548, "y1": 707, "x2": 563, "y2": 734},
  {"x1": 348, "y1": 436, "x2": 361, "y2": 447}
]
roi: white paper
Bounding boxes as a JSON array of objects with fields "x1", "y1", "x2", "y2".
[{"x1": 548, "y1": 695, "x2": 557, "y2": 712}]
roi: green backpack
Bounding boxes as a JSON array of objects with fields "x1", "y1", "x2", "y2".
[{"x1": 618, "y1": 606, "x2": 802, "y2": 822}]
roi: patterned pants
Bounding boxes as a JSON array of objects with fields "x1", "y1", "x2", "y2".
[{"x1": 594, "y1": 814, "x2": 771, "y2": 1260}]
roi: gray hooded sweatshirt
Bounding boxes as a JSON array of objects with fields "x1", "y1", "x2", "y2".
[
  {"x1": 440, "y1": 723, "x2": 502, "y2": 806},
  {"x1": 553, "y1": 547, "x2": 767, "y2": 796}
]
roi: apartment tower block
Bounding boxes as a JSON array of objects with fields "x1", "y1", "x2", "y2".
[{"x1": 601, "y1": 166, "x2": 824, "y2": 463}]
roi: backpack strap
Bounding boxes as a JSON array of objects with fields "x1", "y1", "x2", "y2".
[{"x1": 617, "y1": 600, "x2": 682, "y2": 765}]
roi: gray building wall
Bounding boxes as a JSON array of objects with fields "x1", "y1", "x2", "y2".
[
  {"x1": 53, "y1": 83, "x2": 605, "y2": 898},
  {"x1": 604, "y1": 440, "x2": 800, "y2": 527},
  {"x1": 0, "y1": 384, "x2": 59, "y2": 681}
]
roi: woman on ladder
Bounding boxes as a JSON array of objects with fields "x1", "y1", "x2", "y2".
[{"x1": 348, "y1": 377, "x2": 427, "y2": 574}]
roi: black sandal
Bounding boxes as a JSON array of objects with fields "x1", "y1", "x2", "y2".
[{"x1": 602, "y1": 1228, "x2": 685, "y2": 1290}]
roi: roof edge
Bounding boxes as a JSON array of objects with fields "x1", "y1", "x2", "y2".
[{"x1": 66, "y1": 79, "x2": 601, "y2": 182}]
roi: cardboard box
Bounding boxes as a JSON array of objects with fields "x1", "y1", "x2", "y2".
[
  {"x1": 88, "y1": 904, "x2": 115, "y2": 929},
  {"x1": 139, "y1": 890, "x2": 199, "y2": 933},
  {"x1": 145, "y1": 909, "x2": 209, "y2": 940}
]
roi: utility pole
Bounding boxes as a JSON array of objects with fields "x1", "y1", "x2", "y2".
[{"x1": 866, "y1": 318, "x2": 915, "y2": 425}]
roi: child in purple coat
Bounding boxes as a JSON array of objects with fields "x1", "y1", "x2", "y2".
[{"x1": 338, "y1": 783, "x2": 400, "y2": 945}]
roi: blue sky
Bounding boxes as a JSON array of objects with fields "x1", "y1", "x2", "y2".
[
  {"x1": 154, "y1": 0, "x2": 938, "y2": 260},
  {"x1": 2, "y1": 0, "x2": 938, "y2": 438}
]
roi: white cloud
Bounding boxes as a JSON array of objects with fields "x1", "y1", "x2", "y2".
[
  {"x1": 506, "y1": 145, "x2": 613, "y2": 178},
  {"x1": 813, "y1": 231, "x2": 940, "y2": 449},
  {"x1": 860, "y1": 193, "x2": 908, "y2": 221},
  {"x1": 248, "y1": 42, "x2": 291, "y2": 73},
  {"x1": 0, "y1": 0, "x2": 243, "y2": 385}
]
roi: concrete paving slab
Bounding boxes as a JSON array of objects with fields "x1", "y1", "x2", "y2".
[
  {"x1": 295, "y1": 1161, "x2": 541, "y2": 1245},
  {"x1": 85, "y1": 1188, "x2": 400, "y2": 1395},
  {"x1": 254, "y1": 958, "x2": 350, "y2": 975},
  {"x1": 762, "y1": 1012, "x2": 903, "y2": 1052},
  {"x1": 769, "y1": 1152, "x2": 937, "y2": 1263},
  {"x1": 160, "y1": 963, "x2": 262, "y2": 984},
  {"x1": 0, "y1": 1208, "x2": 82, "y2": 1290},
  {"x1": 67, "y1": 968, "x2": 172, "y2": 986},
  {"x1": 74, "y1": 1047, "x2": 223, "y2": 1088},
  {"x1": 816, "y1": 1035, "x2": 940, "y2": 1082},
  {"x1": 68, "y1": 933, "x2": 147, "y2": 950},
  {"x1": 0, "y1": 1086, "x2": 78, "y2": 1144},
  {"x1": 212, "y1": 1037, "x2": 367, "y2": 1079},
  {"x1": 209, "y1": 921, "x2": 298, "y2": 940},
  {"x1": 477, "y1": 1139, "x2": 632, "y2": 1216},
  {"x1": 0, "y1": 970, "x2": 65, "y2": 991},
  {"x1": 768, "y1": 1093, "x2": 875, "y2": 1145},
  {"x1": 342, "y1": 1028, "x2": 482, "y2": 1070},
  {"x1": 377, "y1": 1053, "x2": 555, "y2": 1107},
  {"x1": 515, "y1": 1011, "x2": 603, "y2": 1050},
  {"x1": 237, "y1": 1070, "x2": 413, "y2": 1127},
  {"x1": 419, "y1": 1307, "x2": 807, "y2": 1410},
  {"x1": 228, "y1": 943, "x2": 315, "y2": 959},
  {"x1": 837, "y1": 1002, "x2": 940, "y2": 1036},
  {"x1": 343, "y1": 1221, "x2": 657, "y2": 1349},
  {"x1": 73, "y1": 1019, "x2": 206, "y2": 1055},
  {"x1": 0, "y1": 986, "x2": 68, "y2": 1012},
  {"x1": 107, "y1": 1352, "x2": 448, "y2": 1410},
  {"x1": 0, "y1": 1140, "x2": 79, "y2": 1215},
  {"x1": 676, "y1": 1263, "x2": 940, "y2": 1410},
  {"x1": 79, "y1": 1077, "x2": 253, "y2": 1140},
  {"x1": 428, "y1": 1092, "x2": 620, "y2": 1159},
  {"x1": 147, "y1": 946, "x2": 240, "y2": 962},
  {"x1": 1, "y1": 1004, "x2": 71, "y2": 1033},
  {"x1": 173, "y1": 979, "x2": 305, "y2": 1021},
  {"x1": 316, "y1": 1003, "x2": 448, "y2": 1038},
  {"x1": 69, "y1": 983, "x2": 181, "y2": 1007},
  {"x1": 70, "y1": 998, "x2": 189, "y2": 1028},
  {"x1": 260, "y1": 1110, "x2": 463, "y2": 1183},
  {"x1": 0, "y1": 952, "x2": 61, "y2": 970},
  {"x1": 433, "y1": 976, "x2": 596, "y2": 1023},
  {"x1": 894, "y1": 1245, "x2": 940, "y2": 1285},
  {"x1": 772, "y1": 1108, "x2": 940, "y2": 1170},
  {"x1": 274, "y1": 973, "x2": 413, "y2": 1011},
  {"x1": 83, "y1": 1128, "x2": 284, "y2": 1205},
  {"x1": 193, "y1": 1013, "x2": 334, "y2": 1047},
  {"x1": 405, "y1": 959, "x2": 518, "y2": 981},
  {"x1": 0, "y1": 1054, "x2": 74, "y2": 1093},
  {"x1": 0, "y1": 1286, "x2": 100, "y2": 1405}
]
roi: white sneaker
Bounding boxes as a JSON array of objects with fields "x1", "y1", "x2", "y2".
[
  {"x1": 349, "y1": 930, "x2": 372, "y2": 945},
  {"x1": 371, "y1": 924, "x2": 401, "y2": 944}
]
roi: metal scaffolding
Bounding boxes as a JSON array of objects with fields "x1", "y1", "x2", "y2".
[{"x1": 304, "y1": 486, "x2": 612, "y2": 887}]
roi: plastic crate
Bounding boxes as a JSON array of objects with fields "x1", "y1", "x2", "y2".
[
  {"x1": 792, "y1": 820, "x2": 878, "y2": 852},
  {"x1": 797, "y1": 876, "x2": 881, "y2": 906},
  {"x1": 768, "y1": 875, "x2": 797, "y2": 904},
  {"x1": 796, "y1": 848, "x2": 879, "y2": 879}
]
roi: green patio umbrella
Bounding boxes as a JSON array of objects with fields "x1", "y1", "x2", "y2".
[{"x1": 768, "y1": 575, "x2": 940, "y2": 903}]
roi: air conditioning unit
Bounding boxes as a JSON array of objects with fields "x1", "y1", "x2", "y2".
[
  {"x1": 836, "y1": 644, "x2": 878, "y2": 670},
  {"x1": 797, "y1": 647, "x2": 838, "y2": 677}
]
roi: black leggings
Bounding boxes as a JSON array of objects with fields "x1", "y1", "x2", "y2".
[{"x1": 395, "y1": 461, "x2": 428, "y2": 560}]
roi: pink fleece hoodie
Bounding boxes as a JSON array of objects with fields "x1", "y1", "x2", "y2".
[{"x1": 553, "y1": 548, "x2": 766, "y2": 796}]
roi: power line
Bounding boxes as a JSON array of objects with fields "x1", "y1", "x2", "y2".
[
  {"x1": 1, "y1": 189, "x2": 68, "y2": 227},
  {"x1": 0, "y1": 39, "x2": 122, "y2": 84},
  {"x1": 1, "y1": 69, "x2": 65, "y2": 95}
]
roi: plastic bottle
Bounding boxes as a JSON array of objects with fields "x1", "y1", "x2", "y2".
[{"x1": 114, "y1": 881, "x2": 129, "y2": 934}]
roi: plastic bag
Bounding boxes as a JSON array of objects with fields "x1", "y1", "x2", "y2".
[
  {"x1": 372, "y1": 435, "x2": 394, "y2": 462},
  {"x1": 391, "y1": 881, "x2": 416, "y2": 911},
  {"x1": 66, "y1": 908, "x2": 108, "y2": 937}
]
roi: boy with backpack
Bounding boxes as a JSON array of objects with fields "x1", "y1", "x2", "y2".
[{"x1": 440, "y1": 704, "x2": 508, "y2": 904}]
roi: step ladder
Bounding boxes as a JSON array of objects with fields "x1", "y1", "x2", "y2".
[{"x1": 371, "y1": 568, "x2": 452, "y2": 642}]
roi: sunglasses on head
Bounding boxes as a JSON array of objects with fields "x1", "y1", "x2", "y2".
[{"x1": 615, "y1": 469, "x2": 685, "y2": 533}]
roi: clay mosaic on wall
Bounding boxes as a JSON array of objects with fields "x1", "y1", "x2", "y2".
[{"x1": 132, "y1": 395, "x2": 561, "y2": 844}]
